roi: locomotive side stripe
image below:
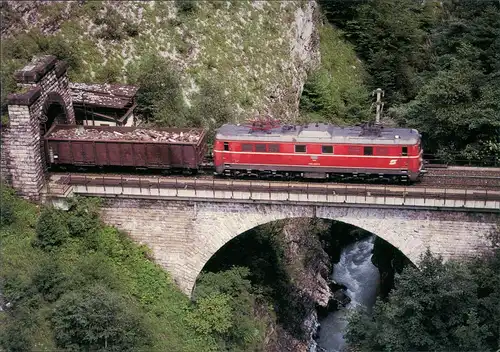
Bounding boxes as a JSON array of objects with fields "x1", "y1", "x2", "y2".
[
  {"x1": 219, "y1": 163, "x2": 416, "y2": 170},
  {"x1": 213, "y1": 150, "x2": 422, "y2": 159}
]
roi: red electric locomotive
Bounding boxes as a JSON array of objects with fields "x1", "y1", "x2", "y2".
[{"x1": 213, "y1": 120, "x2": 425, "y2": 182}]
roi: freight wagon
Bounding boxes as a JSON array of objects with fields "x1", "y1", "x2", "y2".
[{"x1": 43, "y1": 125, "x2": 208, "y2": 172}]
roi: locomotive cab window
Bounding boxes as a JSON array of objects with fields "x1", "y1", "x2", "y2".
[
  {"x1": 402, "y1": 146, "x2": 408, "y2": 156},
  {"x1": 363, "y1": 146, "x2": 373, "y2": 155},
  {"x1": 223, "y1": 142, "x2": 229, "y2": 151},
  {"x1": 255, "y1": 144, "x2": 266, "y2": 152},
  {"x1": 295, "y1": 145, "x2": 306, "y2": 153},
  {"x1": 322, "y1": 145, "x2": 333, "y2": 154}
]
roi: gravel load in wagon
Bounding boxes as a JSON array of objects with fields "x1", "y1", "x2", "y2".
[{"x1": 49, "y1": 126, "x2": 202, "y2": 143}]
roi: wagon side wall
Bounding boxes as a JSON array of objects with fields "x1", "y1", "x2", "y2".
[
  {"x1": 195, "y1": 131, "x2": 209, "y2": 166},
  {"x1": 45, "y1": 138, "x2": 205, "y2": 169},
  {"x1": 43, "y1": 125, "x2": 208, "y2": 170}
]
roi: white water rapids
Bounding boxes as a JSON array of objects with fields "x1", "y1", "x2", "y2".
[{"x1": 316, "y1": 236, "x2": 380, "y2": 352}]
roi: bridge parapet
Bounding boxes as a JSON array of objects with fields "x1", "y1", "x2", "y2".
[{"x1": 44, "y1": 174, "x2": 500, "y2": 212}]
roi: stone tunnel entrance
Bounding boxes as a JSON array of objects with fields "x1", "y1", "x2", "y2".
[
  {"x1": 3, "y1": 55, "x2": 75, "y2": 199},
  {"x1": 40, "y1": 92, "x2": 69, "y2": 136},
  {"x1": 2, "y1": 54, "x2": 139, "y2": 200},
  {"x1": 40, "y1": 92, "x2": 70, "y2": 171}
]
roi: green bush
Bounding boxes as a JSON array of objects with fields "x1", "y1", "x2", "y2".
[
  {"x1": 192, "y1": 267, "x2": 267, "y2": 350},
  {"x1": 0, "y1": 198, "x2": 15, "y2": 226},
  {"x1": 128, "y1": 54, "x2": 187, "y2": 125},
  {"x1": 299, "y1": 24, "x2": 370, "y2": 123},
  {"x1": 33, "y1": 207, "x2": 69, "y2": 250},
  {"x1": 0, "y1": 317, "x2": 33, "y2": 352},
  {"x1": 67, "y1": 252, "x2": 125, "y2": 292},
  {"x1": 186, "y1": 292, "x2": 233, "y2": 335},
  {"x1": 1, "y1": 271, "x2": 36, "y2": 307},
  {"x1": 95, "y1": 63, "x2": 122, "y2": 83},
  {"x1": 31, "y1": 259, "x2": 67, "y2": 302},
  {"x1": 176, "y1": 0, "x2": 197, "y2": 13},
  {"x1": 95, "y1": 8, "x2": 127, "y2": 41},
  {"x1": 187, "y1": 80, "x2": 235, "y2": 138},
  {"x1": 66, "y1": 196, "x2": 101, "y2": 238},
  {"x1": 38, "y1": 33, "x2": 83, "y2": 71},
  {"x1": 51, "y1": 284, "x2": 151, "y2": 351}
]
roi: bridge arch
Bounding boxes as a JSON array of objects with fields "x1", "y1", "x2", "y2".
[{"x1": 188, "y1": 204, "x2": 426, "y2": 296}]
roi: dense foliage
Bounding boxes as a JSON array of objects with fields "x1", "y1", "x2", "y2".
[
  {"x1": 0, "y1": 186, "x2": 270, "y2": 351},
  {"x1": 129, "y1": 52, "x2": 234, "y2": 140},
  {"x1": 189, "y1": 267, "x2": 270, "y2": 351},
  {"x1": 346, "y1": 247, "x2": 500, "y2": 352},
  {"x1": 202, "y1": 221, "x2": 311, "y2": 340},
  {"x1": 320, "y1": 0, "x2": 500, "y2": 164},
  {"x1": 299, "y1": 23, "x2": 370, "y2": 124},
  {"x1": 51, "y1": 285, "x2": 150, "y2": 351}
]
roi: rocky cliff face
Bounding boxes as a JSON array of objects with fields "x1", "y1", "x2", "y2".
[
  {"x1": 267, "y1": 218, "x2": 333, "y2": 352},
  {"x1": 1, "y1": 0, "x2": 320, "y2": 120}
]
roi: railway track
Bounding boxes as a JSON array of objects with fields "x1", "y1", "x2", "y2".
[
  {"x1": 420, "y1": 168, "x2": 500, "y2": 190},
  {"x1": 425, "y1": 166, "x2": 500, "y2": 176},
  {"x1": 45, "y1": 172, "x2": 500, "y2": 207},
  {"x1": 47, "y1": 166, "x2": 500, "y2": 191}
]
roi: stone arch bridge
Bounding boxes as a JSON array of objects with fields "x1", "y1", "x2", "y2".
[{"x1": 94, "y1": 196, "x2": 498, "y2": 296}]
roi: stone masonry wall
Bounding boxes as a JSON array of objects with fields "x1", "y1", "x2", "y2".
[
  {"x1": 99, "y1": 198, "x2": 499, "y2": 295},
  {"x1": 2, "y1": 55, "x2": 74, "y2": 200},
  {"x1": 3, "y1": 104, "x2": 42, "y2": 199},
  {"x1": 0, "y1": 129, "x2": 11, "y2": 185}
]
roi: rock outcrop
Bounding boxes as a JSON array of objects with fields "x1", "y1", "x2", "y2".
[
  {"x1": 1, "y1": 0, "x2": 320, "y2": 120},
  {"x1": 267, "y1": 218, "x2": 333, "y2": 352}
]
